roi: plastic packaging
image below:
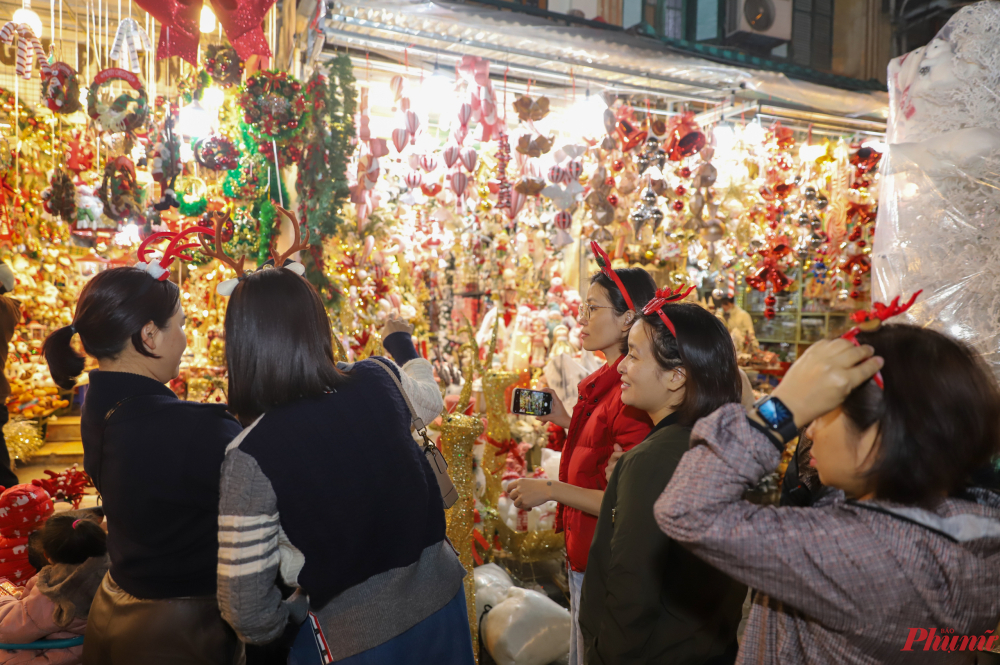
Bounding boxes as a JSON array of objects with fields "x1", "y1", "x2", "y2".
[
  {"x1": 474, "y1": 563, "x2": 514, "y2": 622},
  {"x1": 873, "y1": 1, "x2": 1000, "y2": 375},
  {"x1": 482, "y1": 587, "x2": 571, "y2": 665}
]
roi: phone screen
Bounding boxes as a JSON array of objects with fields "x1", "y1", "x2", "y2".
[
  {"x1": 0, "y1": 580, "x2": 18, "y2": 596},
  {"x1": 511, "y1": 388, "x2": 553, "y2": 416}
]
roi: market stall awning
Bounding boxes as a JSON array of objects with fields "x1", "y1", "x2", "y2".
[{"x1": 322, "y1": 0, "x2": 889, "y2": 121}]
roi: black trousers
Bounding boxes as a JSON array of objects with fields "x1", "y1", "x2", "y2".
[{"x1": 0, "y1": 405, "x2": 21, "y2": 489}]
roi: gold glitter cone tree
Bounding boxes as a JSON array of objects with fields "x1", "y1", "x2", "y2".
[{"x1": 438, "y1": 336, "x2": 484, "y2": 659}]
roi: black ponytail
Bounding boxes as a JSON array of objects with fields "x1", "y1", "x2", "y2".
[
  {"x1": 42, "y1": 325, "x2": 85, "y2": 390},
  {"x1": 41, "y1": 268, "x2": 180, "y2": 390},
  {"x1": 40, "y1": 514, "x2": 107, "y2": 565}
]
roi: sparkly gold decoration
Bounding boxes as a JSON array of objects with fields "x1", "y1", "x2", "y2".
[
  {"x1": 440, "y1": 363, "x2": 483, "y2": 656},
  {"x1": 208, "y1": 338, "x2": 226, "y2": 367},
  {"x1": 4, "y1": 418, "x2": 42, "y2": 463},
  {"x1": 331, "y1": 326, "x2": 349, "y2": 363},
  {"x1": 495, "y1": 520, "x2": 565, "y2": 562},
  {"x1": 481, "y1": 316, "x2": 520, "y2": 529}
]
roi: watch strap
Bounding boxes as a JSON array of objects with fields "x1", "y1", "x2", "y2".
[
  {"x1": 754, "y1": 396, "x2": 799, "y2": 445},
  {"x1": 746, "y1": 417, "x2": 787, "y2": 453}
]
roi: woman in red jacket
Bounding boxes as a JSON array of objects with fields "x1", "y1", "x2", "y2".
[{"x1": 508, "y1": 248, "x2": 655, "y2": 665}]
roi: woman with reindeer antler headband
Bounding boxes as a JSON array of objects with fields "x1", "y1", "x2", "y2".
[
  {"x1": 507, "y1": 241, "x2": 656, "y2": 665},
  {"x1": 654, "y1": 292, "x2": 1000, "y2": 664},
  {"x1": 41, "y1": 225, "x2": 245, "y2": 664},
  {"x1": 578, "y1": 285, "x2": 748, "y2": 665},
  {"x1": 207, "y1": 207, "x2": 472, "y2": 664}
]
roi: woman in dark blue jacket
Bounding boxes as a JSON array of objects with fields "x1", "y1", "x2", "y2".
[{"x1": 43, "y1": 267, "x2": 244, "y2": 665}]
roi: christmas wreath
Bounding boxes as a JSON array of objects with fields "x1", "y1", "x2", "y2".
[
  {"x1": 239, "y1": 70, "x2": 307, "y2": 142},
  {"x1": 87, "y1": 68, "x2": 149, "y2": 134},
  {"x1": 41, "y1": 62, "x2": 82, "y2": 114},
  {"x1": 41, "y1": 169, "x2": 77, "y2": 222},
  {"x1": 205, "y1": 44, "x2": 243, "y2": 88},
  {"x1": 178, "y1": 69, "x2": 211, "y2": 105},
  {"x1": 97, "y1": 155, "x2": 145, "y2": 223},
  {"x1": 194, "y1": 135, "x2": 240, "y2": 171}
]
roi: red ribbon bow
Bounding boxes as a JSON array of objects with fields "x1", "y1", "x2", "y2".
[
  {"x1": 841, "y1": 290, "x2": 922, "y2": 389},
  {"x1": 135, "y1": 0, "x2": 275, "y2": 66},
  {"x1": 590, "y1": 240, "x2": 635, "y2": 311},
  {"x1": 746, "y1": 240, "x2": 792, "y2": 293},
  {"x1": 642, "y1": 285, "x2": 695, "y2": 336}
]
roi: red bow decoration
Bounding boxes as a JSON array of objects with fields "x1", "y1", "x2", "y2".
[
  {"x1": 841, "y1": 290, "x2": 922, "y2": 389},
  {"x1": 134, "y1": 0, "x2": 274, "y2": 65},
  {"x1": 642, "y1": 285, "x2": 696, "y2": 336},
  {"x1": 846, "y1": 202, "x2": 877, "y2": 226},
  {"x1": 590, "y1": 240, "x2": 635, "y2": 310},
  {"x1": 840, "y1": 252, "x2": 871, "y2": 275},
  {"x1": 745, "y1": 239, "x2": 793, "y2": 293}
]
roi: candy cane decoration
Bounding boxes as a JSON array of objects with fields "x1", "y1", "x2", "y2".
[
  {"x1": 109, "y1": 18, "x2": 151, "y2": 74},
  {"x1": 0, "y1": 22, "x2": 44, "y2": 79}
]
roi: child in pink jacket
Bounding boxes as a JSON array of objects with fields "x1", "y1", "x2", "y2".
[{"x1": 0, "y1": 514, "x2": 109, "y2": 664}]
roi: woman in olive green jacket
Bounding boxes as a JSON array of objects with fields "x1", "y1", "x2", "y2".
[{"x1": 579, "y1": 301, "x2": 746, "y2": 665}]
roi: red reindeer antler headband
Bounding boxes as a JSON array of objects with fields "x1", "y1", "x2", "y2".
[
  {"x1": 590, "y1": 241, "x2": 635, "y2": 311},
  {"x1": 136, "y1": 225, "x2": 214, "y2": 281},
  {"x1": 841, "y1": 290, "x2": 922, "y2": 389},
  {"x1": 642, "y1": 285, "x2": 696, "y2": 336}
]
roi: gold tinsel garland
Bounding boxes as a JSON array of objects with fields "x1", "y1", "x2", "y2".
[{"x1": 4, "y1": 417, "x2": 42, "y2": 463}]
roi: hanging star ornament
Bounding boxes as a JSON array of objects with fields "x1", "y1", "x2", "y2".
[{"x1": 135, "y1": 0, "x2": 275, "y2": 65}]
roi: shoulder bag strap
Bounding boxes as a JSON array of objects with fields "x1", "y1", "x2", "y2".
[{"x1": 369, "y1": 357, "x2": 458, "y2": 509}]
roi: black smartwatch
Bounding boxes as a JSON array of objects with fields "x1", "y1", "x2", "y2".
[{"x1": 754, "y1": 395, "x2": 798, "y2": 444}]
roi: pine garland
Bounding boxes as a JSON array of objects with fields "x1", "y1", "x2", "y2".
[
  {"x1": 256, "y1": 198, "x2": 276, "y2": 265},
  {"x1": 296, "y1": 55, "x2": 357, "y2": 245}
]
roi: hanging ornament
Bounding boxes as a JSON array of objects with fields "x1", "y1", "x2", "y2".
[
  {"x1": 87, "y1": 68, "x2": 149, "y2": 135},
  {"x1": 41, "y1": 169, "x2": 77, "y2": 223},
  {"x1": 404, "y1": 110, "x2": 420, "y2": 144},
  {"x1": 239, "y1": 71, "x2": 307, "y2": 142},
  {"x1": 0, "y1": 21, "x2": 43, "y2": 80},
  {"x1": 419, "y1": 155, "x2": 438, "y2": 173},
  {"x1": 513, "y1": 95, "x2": 550, "y2": 123},
  {"x1": 41, "y1": 62, "x2": 82, "y2": 114},
  {"x1": 664, "y1": 112, "x2": 706, "y2": 161},
  {"x1": 459, "y1": 147, "x2": 477, "y2": 173},
  {"x1": 109, "y1": 18, "x2": 151, "y2": 73},
  {"x1": 193, "y1": 134, "x2": 240, "y2": 171},
  {"x1": 553, "y1": 210, "x2": 573, "y2": 247},
  {"x1": 615, "y1": 107, "x2": 647, "y2": 152},
  {"x1": 66, "y1": 131, "x2": 95, "y2": 175},
  {"x1": 98, "y1": 156, "x2": 145, "y2": 223},
  {"x1": 746, "y1": 238, "x2": 793, "y2": 294},
  {"x1": 391, "y1": 128, "x2": 409, "y2": 154},
  {"x1": 420, "y1": 182, "x2": 442, "y2": 197},
  {"x1": 150, "y1": 118, "x2": 182, "y2": 210},
  {"x1": 404, "y1": 171, "x2": 423, "y2": 190},
  {"x1": 204, "y1": 44, "x2": 243, "y2": 88},
  {"x1": 442, "y1": 144, "x2": 461, "y2": 169},
  {"x1": 547, "y1": 165, "x2": 568, "y2": 185}
]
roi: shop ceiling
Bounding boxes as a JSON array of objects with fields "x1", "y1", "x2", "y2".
[{"x1": 319, "y1": 0, "x2": 889, "y2": 135}]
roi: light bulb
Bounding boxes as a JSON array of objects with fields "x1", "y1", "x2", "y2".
[
  {"x1": 199, "y1": 5, "x2": 216, "y2": 33},
  {"x1": 176, "y1": 100, "x2": 214, "y2": 138},
  {"x1": 201, "y1": 86, "x2": 225, "y2": 110},
  {"x1": 12, "y1": 7, "x2": 42, "y2": 38}
]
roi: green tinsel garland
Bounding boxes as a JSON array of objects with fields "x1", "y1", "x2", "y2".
[
  {"x1": 177, "y1": 191, "x2": 208, "y2": 217},
  {"x1": 296, "y1": 54, "x2": 357, "y2": 245}
]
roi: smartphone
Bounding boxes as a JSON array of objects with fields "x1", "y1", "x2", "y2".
[
  {"x1": 0, "y1": 580, "x2": 18, "y2": 596},
  {"x1": 511, "y1": 388, "x2": 553, "y2": 416}
]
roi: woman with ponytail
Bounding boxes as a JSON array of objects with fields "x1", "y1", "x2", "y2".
[{"x1": 42, "y1": 266, "x2": 244, "y2": 665}]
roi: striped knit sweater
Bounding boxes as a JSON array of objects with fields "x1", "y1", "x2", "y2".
[{"x1": 217, "y1": 352, "x2": 465, "y2": 658}]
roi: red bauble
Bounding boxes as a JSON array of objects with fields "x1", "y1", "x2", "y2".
[
  {"x1": 764, "y1": 307, "x2": 776, "y2": 319},
  {"x1": 852, "y1": 277, "x2": 863, "y2": 286},
  {"x1": 679, "y1": 167, "x2": 692, "y2": 178},
  {"x1": 857, "y1": 240, "x2": 867, "y2": 248},
  {"x1": 849, "y1": 290, "x2": 862, "y2": 299},
  {"x1": 675, "y1": 185, "x2": 687, "y2": 196},
  {"x1": 607, "y1": 194, "x2": 619, "y2": 207},
  {"x1": 605, "y1": 177, "x2": 615, "y2": 188},
  {"x1": 672, "y1": 200, "x2": 684, "y2": 211},
  {"x1": 612, "y1": 159, "x2": 625, "y2": 172},
  {"x1": 764, "y1": 295, "x2": 776, "y2": 307}
]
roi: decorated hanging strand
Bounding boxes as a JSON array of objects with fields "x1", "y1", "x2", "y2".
[
  {"x1": 109, "y1": 18, "x2": 151, "y2": 73},
  {"x1": 0, "y1": 22, "x2": 45, "y2": 79}
]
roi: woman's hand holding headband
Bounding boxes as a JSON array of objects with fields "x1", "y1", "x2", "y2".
[{"x1": 771, "y1": 339, "x2": 884, "y2": 428}]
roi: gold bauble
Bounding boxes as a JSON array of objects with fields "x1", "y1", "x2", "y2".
[{"x1": 208, "y1": 338, "x2": 226, "y2": 367}]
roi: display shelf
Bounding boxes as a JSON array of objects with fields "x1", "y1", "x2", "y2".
[{"x1": 737, "y1": 268, "x2": 858, "y2": 361}]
